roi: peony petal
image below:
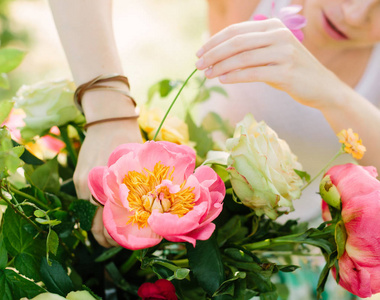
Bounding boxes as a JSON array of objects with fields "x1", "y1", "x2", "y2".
[
  {"x1": 148, "y1": 202, "x2": 209, "y2": 237},
  {"x1": 282, "y1": 15, "x2": 307, "y2": 30},
  {"x1": 107, "y1": 143, "x2": 143, "y2": 167},
  {"x1": 137, "y1": 141, "x2": 195, "y2": 183},
  {"x1": 109, "y1": 152, "x2": 142, "y2": 184},
  {"x1": 290, "y1": 29, "x2": 304, "y2": 42},
  {"x1": 103, "y1": 201, "x2": 162, "y2": 250},
  {"x1": 88, "y1": 166, "x2": 108, "y2": 205},
  {"x1": 336, "y1": 252, "x2": 373, "y2": 298},
  {"x1": 276, "y1": 5, "x2": 303, "y2": 18},
  {"x1": 253, "y1": 14, "x2": 268, "y2": 21},
  {"x1": 342, "y1": 190, "x2": 380, "y2": 267}
]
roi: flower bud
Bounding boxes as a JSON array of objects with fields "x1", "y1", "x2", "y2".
[{"x1": 319, "y1": 174, "x2": 341, "y2": 209}]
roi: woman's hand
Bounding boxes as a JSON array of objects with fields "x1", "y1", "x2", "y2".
[
  {"x1": 74, "y1": 120, "x2": 143, "y2": 247},
  {"x1": 195, "y1": 19, "x2": 342, "y2": 109}
]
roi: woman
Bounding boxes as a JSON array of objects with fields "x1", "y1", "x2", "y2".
[
  {"x1": 196, "y1": 0, "x2": 380, "y2": 221},
  {"x1": 49, "y1": 0, "x2": 380, "y2": 245}
]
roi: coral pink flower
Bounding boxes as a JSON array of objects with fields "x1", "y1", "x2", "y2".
[
  {"x1": 2, "y1": 109, "x2": 64, "y2": 154},
  {"x1": 88, "y1": 141, "x2": 225, "y2": 250},
  {"x1": 321, "y1": 164, "x2": 380, "y2": 298},
  {"x1": 138, "y1": 279, "x2": 177, "y2": 300},
  {"x1": 38, "y1": 126, "x2": 65, "y2": 153},
  {"x1": 253, "y1": 3, "x2": 307, "y2": 41}
]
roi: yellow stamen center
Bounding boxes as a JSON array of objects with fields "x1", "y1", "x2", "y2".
[{"x1": 123, "y1": 162, "x2": 195, "y2": 228}]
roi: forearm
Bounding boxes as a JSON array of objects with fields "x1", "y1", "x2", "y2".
[
  {"x1": 49, "y1": 0, "x2": 136, "y2": 122},
  {"x1": 206, "y1": 0, "x2": 259, "y2": 35},
  {"x1": 320, "y1": 83, "x2": 380, "y2": 171}
]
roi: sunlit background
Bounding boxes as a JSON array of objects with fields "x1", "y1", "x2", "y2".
[{"x1": 3, "y1": 0, "x2": 208, "y2": 104}]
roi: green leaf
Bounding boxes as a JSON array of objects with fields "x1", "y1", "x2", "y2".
[
  {"x1": 186, "y1": 233, "x2": 224, "y2": 296},
  {"x1": 35, "y1": 218, "x2": 61, "y2": 226},
  {"x1": 146, "y1": 79, "x2": 181, "y2": 105},
  {"x1": 34, "y1": 210, "x2": 45, "y2": 218},
  {"x1": 95, "y1": 246, "x2": 123, "y2": 262},
  {"x1": 217, "y1": 215, "x2": 243, "y2": 246},
  {"x1": 40, "y1": 259, "x2": 75, "y2": 296},
  {"x1": 47, "y1": 229, "x2": 59, "y2": 256},
  {"x1": 12, "y1": 140, "x2": 44, "y2": 165},
  {"x1": 69, "y1": 200, "x2": 98, "y2": 231},
  {"x1": 0, "y1": 100, "x2": 14, "y2": 124},
  {"x1": 213, "y1": 272, "x2": 246, "y2": 297},
  {"x1": 185, "y1": 112, "x2": 213, "y2": 158},
  {"x1": 0, "y1": 232, "x2": 7, "y2": 269},
  {"x1": 0, "y1": 269, "x2": 46, "y2": 300},
  {"x1": 3, "y1": 208, "x2": 45, "y2": 281},
  {"x1": 335, "y1": 221, "x2": 347, "y2": 259},
  {"x1": 208, "y1": 86, "x2": 228, "y2": 97},
  {"x1": 30, "y1": 157, "x2": 60, "y2": 193},
  {"x1": 0, "y1": 74, "x2": 10, "y2": 89},
  {"x1": 224, "y1": 248, "x2": 253, "y2": 263},
  {"x1": 0, "y1": 48, "x2": 25, "y2": 73},
  {"x1": 201, "y1": 112, "x2": 234, "y2": 137},
  {"x1": 174, "y1": 268, "x2": 190, "y2": 280},
  {"x1": 294, "y1": 169, "x2": 311, "y2": 182}
]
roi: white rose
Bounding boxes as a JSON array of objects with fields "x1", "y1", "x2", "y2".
[
  {"x1": 14, "y1": 79, "x2": 84, "y2": 139},
  {"x1": 226, "y1": 114, "x2": 304, "y2": 219}
]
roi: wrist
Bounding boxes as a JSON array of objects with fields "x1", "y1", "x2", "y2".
[{"x1": 82, "y1": 89, "x2": 138, "y2": 122}]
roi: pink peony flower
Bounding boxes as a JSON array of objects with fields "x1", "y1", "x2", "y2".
[
  {"x1": 253, "y1": 3, "x2": 307, "y2": 41},
  {"x1": 138, "y1": 279, "x2": 177, "y2": 300},
  {"x1": 88, "y1": 141, "x2": 225, "y2": 250},
  {"x1": 321, "y1": 164, "x2": 380, "y2": 298}
]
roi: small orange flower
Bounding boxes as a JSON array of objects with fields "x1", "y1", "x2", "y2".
[{"x1": 337, "y1": 129, "x2": 366, "y2": 160}]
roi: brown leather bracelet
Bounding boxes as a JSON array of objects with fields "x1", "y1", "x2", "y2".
[
  {"x1": 84, "y1": 115, "x2": 140, "y2": 129},
  {"x1": 74, "y1": 74, "x2": 136, "y2": 112}
]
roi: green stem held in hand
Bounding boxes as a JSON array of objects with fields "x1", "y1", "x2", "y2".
[{"x1": 153, "y1": 68, "x2": 198, "y2": 141}]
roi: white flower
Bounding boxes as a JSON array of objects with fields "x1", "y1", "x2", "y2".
[
  {"x1": 226, "y1": 114, "x2": 303, "y2": 219},
  {"x1": 14, "y1": 79, "x2": 84, "y2": 139}
]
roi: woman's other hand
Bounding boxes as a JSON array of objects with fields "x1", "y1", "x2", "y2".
[{"x1": 195, "y1": 19, "x2": 342, "y2": 109}]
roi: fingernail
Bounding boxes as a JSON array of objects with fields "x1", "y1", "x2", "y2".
[
  {"x1": 195, "y1": 57, "x2": 204, "y2": 69},
  {"x1": 205, "y1": 68, "x2": 212, "y2": 77},
  {"x1": 196, "y1": 48, "x2": 204, "y2": 57},
  {"x1": 219, "y1": 75, "x2": 227, "y2": 82}
]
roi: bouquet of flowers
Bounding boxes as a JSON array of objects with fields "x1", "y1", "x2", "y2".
[
  {"x1": 1, "y1": 44, "x2": 380, "y2": 300},
  {"x1": 1, "y1": 4, "x2": 380, "y2": 298}
]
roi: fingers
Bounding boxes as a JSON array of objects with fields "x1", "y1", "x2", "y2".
[
  {"x1": 91, "y1": 207, "x2": 118, "y2": 248},
  {"x1": 218, "y1": 65, "x2": 282, "y2": 85},
  {"x1": 203, "y1": 46, "x2": 278, "y2": 79},
  {"x1": 196, "y1": 19, "x2": 284, "y2": 59}
]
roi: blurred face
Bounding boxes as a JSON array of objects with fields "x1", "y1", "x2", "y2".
[{"x1": 301, "y1": 0, "x2": 380, "y2": 48}]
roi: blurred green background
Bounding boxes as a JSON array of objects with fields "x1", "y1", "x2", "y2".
[{"x1": 2, "y1": 0, "x2": 208, "y2": 105}]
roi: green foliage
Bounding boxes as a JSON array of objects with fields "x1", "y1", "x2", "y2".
[
  {"x1": 0, "y1": 100, "x2": 13, "y2": 124},
  {"x1": 0, "y1": 49, "x2": 25, "y2": 74},
  {"x1": 0, "y1": 269, "x2": 46, "y2": 300},
  {"x1": 187, "y1": 234, "x2": 225, "y2": 296},
  {"x1": 40, "y1": 259, "x2": 75, "y2": 296},
  {"x1": 69, "y1": 200, "x2": 98, "y2": 231},
  {"x1": 30, "y1": 157, "x2": 60, "y2": 194}
]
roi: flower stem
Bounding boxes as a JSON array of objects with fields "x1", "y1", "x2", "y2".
[
  {"x1": 9, "y1": 185, "x2": 49, "y2": 210},
  {"x1": 0, "y1": 189, "x2": 43, "y2": 233},
  {"x1": 153, "y1": 68, "x2": 198, "y2": 141},
  {"x1": 60, "y1": 125, "x2": 78, "y2": 166},
  {"x1": 301, "y1": 149, "x2": 343, "y2": 191},
  {"x1": 120, "y1": 251, "x2": 139, "y2": 274}
]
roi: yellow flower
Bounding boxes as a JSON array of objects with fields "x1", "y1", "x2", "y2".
[
  {"x1": 138, "y1": 107, "x2": 194, "y2": 147},
  {"x1": 337, "y1": 129, "x2": 366, "y2": 160}
]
